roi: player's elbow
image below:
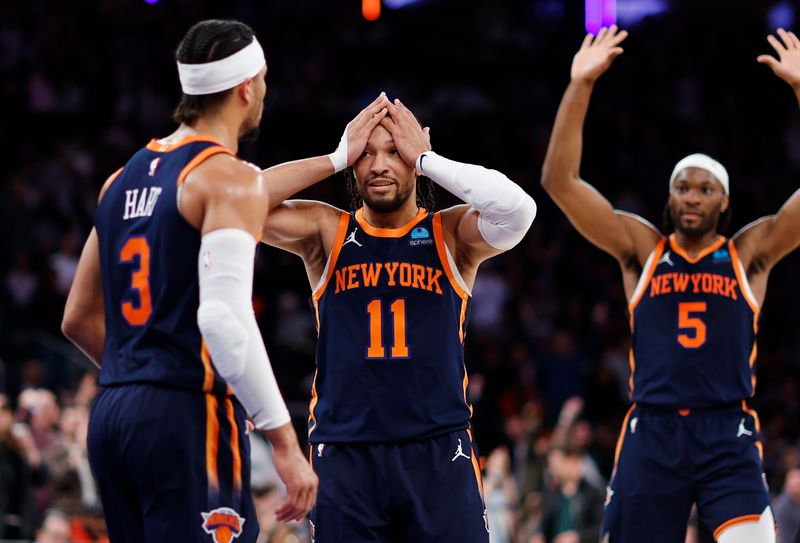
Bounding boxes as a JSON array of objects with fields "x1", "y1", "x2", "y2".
[
  {"x1": 197, "y1": 299, "x2": 249, "y2": 381},
  {"x1": 61, "y1": 304, "x2": 85, "y2": 345}
]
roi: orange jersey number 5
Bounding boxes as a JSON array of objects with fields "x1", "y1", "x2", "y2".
[
  {"x1": 678, "y1": 301, "x2": 706, "y2": 348},
  {"x1": 120, "y1": 237, "x2": 152, "y2": 326}
]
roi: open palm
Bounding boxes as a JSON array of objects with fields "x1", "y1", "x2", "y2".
[
  {"x1": 571, "y1": 25, "x2": 628, "y2": 83},
  {"x1": 758, "y1": 28, "x2": 800, "y2": 89}
]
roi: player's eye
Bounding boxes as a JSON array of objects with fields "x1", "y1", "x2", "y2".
[{"x1": 389, "y1": 148, "x2": 399, "y2": 156}]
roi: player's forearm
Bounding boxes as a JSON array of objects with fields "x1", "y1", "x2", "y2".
[
  {"x1": 416, "y1": 152, "x2": 536, "y2": 250},
  {"x1": 260, "y1": 421, "x2": 301, "y2": 451},
  {"x1": 541, "y1": 78, "x2": 595, "y2": 194},
  {"x1": 262, "y1": 156, "x2": 335, "y2": 210}
]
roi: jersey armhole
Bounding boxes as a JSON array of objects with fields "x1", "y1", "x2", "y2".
[
  {"x1": 627, "y1": 237, "x2": 666, "y2": 315},
  {"x1": 312, "y1": 211, "x2": 351, "y2": 301},
  {"x1": 728, "y1": 239, "x2": 760, "y2": 317},
  {"x1": 175, "y1": 146, "x2": 237, "y2": 215},
  {"x1": 432, "y1": 212, "x2": 471, "y2": 298}
]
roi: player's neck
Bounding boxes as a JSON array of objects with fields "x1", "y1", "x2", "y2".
[
  {"x1": 165, "y1": 117, "x2": 242, "y2": 154},
  {"x1": 672, "y1": 229, "x2": 721, "y2": 258},
  {"x1": 361, "y1": 201, "x2": 421, "y2": 230}
]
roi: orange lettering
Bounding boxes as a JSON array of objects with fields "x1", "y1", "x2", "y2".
[
  {"x1": 412, "y1": 264, "x2": 426, "y2": 289},
  {"x1": 673, "y1": 273, "x2": 690, "y2": 293},
  {"x1": 723, "y1": 277, "x2": 738, "y2": 300},
  {"x1": 385, "y1": 262, "x2": 400, "y2": 286},
  {"x1": 427, "y1": 268, "x2": 443, "y2": 294},
  {"x1": 690, "y1": 273, "x2": 702, "y2": 293},
  {"x1": 361, "y1": 263, "x2": 383, "y2": 287},
  {"x1": 701, "y1": 273, "x2": 712, "y2": 293},
  {"x1": 661, "y1": 274, "x2": 672, "y2": 294},
  {"x1": 399, "y1": 263, "x2": 412, "y2": 287},
  {"x1": 712, "y1": 274, "x2": 724, "y2": 296},
  {"x1": 650, "y1": 276, "x2": 662, "y2": 297},
  {"x1": 347, "y1": 265, "x2": 360, "y2": 290},
  {"x1": 335, "y1": 268, "x2": 347, "y2": 293}
]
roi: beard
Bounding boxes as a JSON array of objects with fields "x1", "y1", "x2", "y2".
[
  {"x1": 358, "y1": 178, "x2": 415, "y2": 213},
  {"x1": 669, "y1": 204, "x2": 721, "y2": 237},
  {"x1": 239, "y1": 104, "x2": 262, "y2": 143}
]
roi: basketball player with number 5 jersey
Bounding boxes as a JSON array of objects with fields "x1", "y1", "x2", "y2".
[
  {"x1": 261, "y1": 98, "x2": 536, "y2": 542},
  {"x1": 541, "y1": 26, "x2": 800, "y2": 543}
]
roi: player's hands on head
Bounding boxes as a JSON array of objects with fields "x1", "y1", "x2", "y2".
[
  {"x1": 380, "y1": 98, "x2": 432, "y2": 170},
  {"x1": 758, "y1": 28, "x2": 800, "y2": 89},
  {"x1": 269, "y1": 434, "x2": 319, "y2": 522},
  {"x1": 344, "y1": 92, "x2": 391, "y2": 166},
  {"x1": 571, "y1": 25, "x2": 628, "y2": 84}
]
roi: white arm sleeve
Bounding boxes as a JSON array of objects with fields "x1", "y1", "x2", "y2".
[
  {"x1": 416, "y1": 151, "x2": 536, "y2": 250},
  {"x1": 197, "y1": 228, "x2": 290, "y2": 430}
]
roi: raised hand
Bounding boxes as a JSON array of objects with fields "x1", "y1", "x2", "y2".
[
  {"x1": 571, "y1": 25, "x2": 628, "y2": 84},
  {"x1": 758, "y1": 28, "x2": 800, "y2": 89},
  {"x1": 381, "y1": 98, "x2": 432, "y2": 169}
]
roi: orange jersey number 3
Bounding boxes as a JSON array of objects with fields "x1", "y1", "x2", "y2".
[{"x1": 120, "y1": 237, "x2": 152, "y2": 326}]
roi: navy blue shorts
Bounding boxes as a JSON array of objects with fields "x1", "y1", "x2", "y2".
[
  {"x1": 601, "y1": 402, "x2": 771, "y2": 542},
  {"x1": 309, "y1": 429, "x2": 489, "y2": 543},
  {"x1": 88, "y1": 384, "x2": 257, "y2": 543}
]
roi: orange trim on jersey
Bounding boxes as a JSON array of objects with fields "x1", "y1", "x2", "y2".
[
  {"x1": 462, "y1": 365, "x2": 473, "y2": 416},
  {"x1": 307, "y1": 369, "x2": 320, "y2": 439},
  {"x1": 628, "y1": 238, "x2": 666, "y2": 317},
  {"x1": 432, "y1": 212, "x2": 470, "y2": 341},
  {"x1": 613, "y1": 404, "x2": 636, "y2": 471},
  {"x1": 355, "y1": 207, "x2": 428, "y2": 238},
  {"x1": 146, "y1": 134, "x2": 226, "y2": 153},
  {"x1": 312, "y1": 211, "x2": 351, "y2": 303},
  {"x1": 200, "y1": 340, "x2": 215, "y2": 393},
  {"x1": 713, "y1": 514, "x2": 762, "y2": 539},
  {"x1": 105, "y1": 167, "x2": 124, "y2": 188},
  {"x1": 176, "y1": 146, "x2": 235, "y2": 187},
  {"x1": 668, "y1": 233, "x2": 726, "y2": 264},
  {"x1": 205, "y1": 394, "x2": 220, "y2": 493},
  {"x1": 742, "y1": 401, "x2": 764, "y2": 460},
  {"x1": 728, "y1": 240, "x2": 761, "y2": 320},
  {"x1": 225, "y1": 398, "x2": 243, "y2": 493},
  {"x1": 627, "y1": 350, "x2": 636, "y2": 397},
  {"x1": 466, "y1": 428, "x2": 485, "y2": 498}
]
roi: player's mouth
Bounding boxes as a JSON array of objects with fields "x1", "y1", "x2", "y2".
[
  {"x1": 367, "y1": 177, "x2": 396, "y2": 193},
  {"x1": 680, "y1": 211, "x2": 703, "y2": 221}
]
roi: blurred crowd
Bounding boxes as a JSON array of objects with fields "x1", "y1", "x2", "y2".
[{"x1": 3, "y1": 0, "x2": 800, "y2": 541}]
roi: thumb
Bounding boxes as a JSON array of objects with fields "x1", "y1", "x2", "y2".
[{"x1": 757, "y1": 55, "x2": 778, "y2": 68}]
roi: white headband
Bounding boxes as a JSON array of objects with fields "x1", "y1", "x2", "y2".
[
  {"x1": 177, "y1": 38, "x2": 265, "y2": 96},
  {"x1": 669, "y1": 153, "x2": 729, "y2": 195}
]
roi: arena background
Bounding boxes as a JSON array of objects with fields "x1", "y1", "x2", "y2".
[{"x1": 2, "y1": 0, "x2": 800, "y2": 541}]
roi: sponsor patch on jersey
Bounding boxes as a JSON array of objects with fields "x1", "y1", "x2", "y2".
[
  {"x1": 712, "y1": 249, "x2": 731, "y2": 263},
  {"x1": 201, "y1": 507, "x2": 245, "y2": 543},
  {"x1": 411, "y1": 227, "x2": 430, "y2": 239}
]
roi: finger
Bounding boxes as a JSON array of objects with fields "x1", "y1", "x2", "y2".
[
  {"x1": 379, "y1": 116, "x2": 396, "y2": 132},
  {"x1": 394, "y1": 99, "x2": 420, "y2": 127},
  {"x1": 581, "y1": 33, "x2": 594, "y2": 50},
  {"x1": 777, "y1": 28, "x2": 794, "y2": 50},
  {"x1": 595, "y1": 26, "x2": 608, "y2": 45},
  {"x1": 601, "y1": 25, "x2": 618, "y2": 44},
  {"x1": 757, "y1": 54, "x2": 780, "y2": 70},
  {"x1": 609, "y1": 29, "x2": 628, "y2": 47},
  {"x1": 610, "y1": 47, "x2": 624, "y2": 58},
  {"x1": 789, "y1": 30, "x2": 800, "y2": 50},
  {"x1": 767, "y1": 33, "x2": 787, "y2": 56}
]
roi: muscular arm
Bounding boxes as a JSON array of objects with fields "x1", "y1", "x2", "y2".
[
  {"x1": 541, "y1": 28, "x2": 659, "y2": 266},
  {"x1": 738, "y1": 30, "x2": 800, "y2": 281},
  {"x1": 62, "y1": 228, "x2": 104, "y2": 367},
  {"x1": 262, "y1": 156, "x2": 334, "y2": 211}
]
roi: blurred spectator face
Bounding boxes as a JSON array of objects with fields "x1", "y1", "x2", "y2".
[
  {"x1": 36, "y1": 512, "x2": 72, "y2": 543},
  {"x1": 32, "y1": 389, "x2": 60, "y2": 431},
  {"x1": 0, "y1": 394, "x2": 12, "y2": 435},
  {"x1": 353, "y1": 124, "x2": 416, "y2": 213},
  {"x1": 547, "y1": 449, "x2": 582, "y2": 487},
  {"x1": 786, "y1": 468, "x2": 800, "y2": 502},
  {"x1": 60, "y1": 406, "x2": 87, "y2": 441}
]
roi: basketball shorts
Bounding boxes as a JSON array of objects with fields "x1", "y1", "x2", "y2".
[
  {"x1": 601, "y1": 402, "x2": 771, "y2": 542},
  {"x1": 309, "y1": 428, "x2": 489, "y2": 543},
  {"x1": 88, "y1": 384, "x2": 257, "y2": 543}
]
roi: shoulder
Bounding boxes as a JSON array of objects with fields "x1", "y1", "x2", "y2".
[
  {"x1": 614, "y1": 210, "x2": 662, "y2": 267},
  {"x1": 184, "y1": 153, "x2": 262, "y2": 200}
]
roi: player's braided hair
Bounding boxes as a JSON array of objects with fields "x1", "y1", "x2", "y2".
[
  {"x1": 661, "y1": 203, "x2": 732, "y2": 235},
  {"x1": 344, "y1": 168, "x2": 435, "y2": 211},
  {"x1": 172, "y1": 20, "x2": 256, "y2": 125}
]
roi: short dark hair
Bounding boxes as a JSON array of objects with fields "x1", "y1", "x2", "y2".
[
  {"x1": 661, "y1": 202, "x2": 732, "y2": 235},
  {"x1": 173, "y1": 20, "x2": 256, "y2": 125},
  {"x1": 344, "y1": 167, "x2": 435, "y2": 211}
]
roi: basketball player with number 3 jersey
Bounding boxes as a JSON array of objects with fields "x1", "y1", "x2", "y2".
[
  {"x1": 57, "y1": 18, "x2": 408, "y2": 541},
  {"x1": 260, "y1": 98, "x2": 536, "y2": 542},
  {"x1": 541, "y1": 26, "x2": 800, "y2": 543}
]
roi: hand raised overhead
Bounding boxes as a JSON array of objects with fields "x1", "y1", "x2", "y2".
[
  {"x1": 571, "y1": 25, "x2": 628, "y2": 84},
  {"x1": 758, "y1": 28, "x2": 800, "y2": 89}
]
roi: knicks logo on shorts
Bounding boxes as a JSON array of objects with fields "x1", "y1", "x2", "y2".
[{"x1": 201, "y1": 507, "x2": 245, "y2": 543}]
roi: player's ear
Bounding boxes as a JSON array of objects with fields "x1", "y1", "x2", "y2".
[{"x1": 720, "y1": 194, "x2": 729, "y2": 213}]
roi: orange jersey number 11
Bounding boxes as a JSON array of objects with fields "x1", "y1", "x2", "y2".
[
  {"x1": 120, "y1": 237, "x2": 152, "y2": 326},
  {"x1": 678, "y1": 301, "x2": 707, "y2": 348},
  {"x1": 366, "y1": 298, "x2": 410, "y2": 359}
]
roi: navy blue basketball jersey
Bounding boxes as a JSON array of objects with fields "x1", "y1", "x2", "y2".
[
  {"x1": 628, "y1": 234, "x2": 760, "y2": 407},
  {"x1": 94, "y1": 135, "x2": 235, "y2": 396},
  {"x1": 308, "y1": 208, "x2": 474, "y2": 443}
]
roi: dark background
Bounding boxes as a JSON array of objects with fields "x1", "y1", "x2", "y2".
[{"x1": 2, "y1": 0, "x2": 800, "y2": 540}]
